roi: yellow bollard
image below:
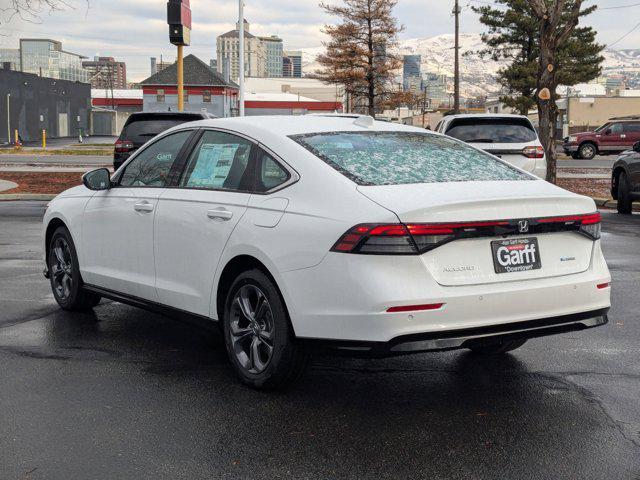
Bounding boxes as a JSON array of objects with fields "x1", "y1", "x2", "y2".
[
  {"x1": 14, "y1": 129, "x2": 20, "y2": 149},
  {"x1": 42, "y1": 129, "x2": 46, "y2": 149}
]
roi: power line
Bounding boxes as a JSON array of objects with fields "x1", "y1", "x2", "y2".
[{"x1": 607, "y1": 20, "x2": 640, "y2": 47}]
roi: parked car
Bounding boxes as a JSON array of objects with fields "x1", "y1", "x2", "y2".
[
  {"x1": 611, "y1": 140, "x2": 640, "y2": 214},
  {"x1": 43, "y1": 115, "x2": 610, "y2": 389},
  {"x1": 435, "y1": 114, "x2": 546, "y2": 178},
  {"x1": 563, "y1": 117, "x2": 640, "y2": 160},
  {"x1": 114, "y1": 112, "x2": 216, "y2": 170}
]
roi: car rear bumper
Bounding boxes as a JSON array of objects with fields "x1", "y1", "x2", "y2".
[
  {"x1": 302, "y1": 308, "x2": 609, "y2": 357},
  {"x1": 281, "y1": 241, "x2": 611, "y2": 343}
]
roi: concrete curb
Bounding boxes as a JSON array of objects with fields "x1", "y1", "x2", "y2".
[{"x1": 0, "y1": 193, "x2": 57, "y2": 201}]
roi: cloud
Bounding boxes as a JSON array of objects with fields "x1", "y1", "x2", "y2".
[{"x1": 0, "y1": 0, "x2": 637, "y2": 82}]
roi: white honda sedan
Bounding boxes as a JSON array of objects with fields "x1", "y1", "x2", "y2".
[{"x1": 43, "y1": 115, "x2": 611, "y2": 389}]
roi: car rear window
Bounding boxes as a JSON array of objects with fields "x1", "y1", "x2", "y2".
[
  {"x1": 290, "y1": 131, "x2": 532, "y2": 186},
  {"x1": 445, "y1": 117, "x2": 537, "y2": 143},
  {"x1": 122, "y1": 118, "x2": 199, "y2": 143}
]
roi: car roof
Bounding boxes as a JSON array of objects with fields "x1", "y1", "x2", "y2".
[
  {"x1": 443, "y1": 113, "x2": 530, "y2": 121},
  {"x1": 176, "y1": 114, "x2": 431, "y2": 137},
  {"x1": 127, "y1": 112, "x2": 210, "y2": 120}
]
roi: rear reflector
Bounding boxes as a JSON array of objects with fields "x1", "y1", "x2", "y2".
[
  {"x1": 387, "y1": 303, "x2": 444, "y2": 313},
  {"x1": 597, "y1": 282, "x2": 610, "y2": 289}
]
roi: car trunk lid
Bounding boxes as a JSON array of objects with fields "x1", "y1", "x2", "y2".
[{"x1": 357, "y1": 181, "x2": 597, "y2": 286}]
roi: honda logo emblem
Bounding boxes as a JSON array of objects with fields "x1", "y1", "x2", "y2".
[{"x1": 518, "y1": 220, "x2": 529, "y2": 233}]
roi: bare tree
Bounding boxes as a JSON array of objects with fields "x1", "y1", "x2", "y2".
[
  {"x1": 530, "y1": 0, "x2": 584, "y2": 183},
  {"x1": 315, "y1": 0, "x2": 403, "y2": 117},
  {"x1": 1, "y1": 0, "x2": 87, "y2": 25}
]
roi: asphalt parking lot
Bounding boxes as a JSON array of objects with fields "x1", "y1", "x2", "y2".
[{"x1": 0, "y1": 201, "x2": 639, "y2": 480}]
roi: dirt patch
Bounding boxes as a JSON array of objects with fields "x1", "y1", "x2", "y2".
[
  {"x1": 557, "y1": 177, "x2": 611, "y2": 199},
  {"x1": 0, "y1": 172, "x2": 82, "y2": 194}
]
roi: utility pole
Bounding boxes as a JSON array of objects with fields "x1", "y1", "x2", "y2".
[
  {"x1": 167, "y1": 0, "x2": 191, "y2": 113},
  {"x1": 238, "y1": 0, "x2": 245, "y2": 116},
  {"x1": 177, "y1": 45, "x2": 184, "y2": 111},
  {"x1": 453, "y1": 0, "x2": 460, "y2": 114},
  {"x1": 6, "y1": 93, "x2": 10, "y2": 145}
]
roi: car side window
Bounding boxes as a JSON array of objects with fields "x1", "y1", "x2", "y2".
[
  {"x1": 255, "y1": 149, "x2": 290, "y2": 192},
  {"x1": 610, "y1": 123, "x2": 623, "y2": 134},
  {"x1": 180, "y1": 130, "x2": 254, "y2": 191},
  {"x1": 119, "y1": 130, "x2": 192, "y2": 187},
  {"x1": 623, "y1": 122, "x2": 640, "y2": 133}
]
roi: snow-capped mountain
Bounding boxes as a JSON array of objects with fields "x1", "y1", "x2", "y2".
[{"x1": 301, "y1": 33, "x2": 640, "y2": 98}]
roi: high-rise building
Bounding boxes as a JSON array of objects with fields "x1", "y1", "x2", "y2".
[
  {"x1": 282, "y1": 56, "x2": 292, "y2": 77},
  {"x1": 82, "y1": 56, "x2": 127, "y2": 89},
  {"x1": 403, "y1": 55, "x2": 421, "y2": 91},
  {"x1": 18, "y1": 39, "x2": 89, "y2": 83},
  {"x1": 283, "y1": 50, "x2": 302, "y2": 78},
  {"x1": 216, "y1": 19, "x2": 267, "y2": 80},
  {"x1": 150, "y1": 56, "x2": 174, "y2": 76},
  {"x1": 259, "y1": 35, "x2": 283, "y2": 77}
]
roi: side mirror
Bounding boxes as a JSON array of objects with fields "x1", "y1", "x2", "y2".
[
  {"x1": 82, "y1": 168, "x2": 111, "y2": 191},
  {"x1": 634, "y1": 141, "x2": 640, "y2": 153}
]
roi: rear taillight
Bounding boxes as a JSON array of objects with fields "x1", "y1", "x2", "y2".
[
  {"x1": 331, "y1": 220, "x2": 509, "y2": 255},
  {"x1": 522, "y1": 146, "x2": 545, "y2": 158},
  {"x1": 332, "y1": 213, "x2": 601, "y2": 255},
  {"x1": 539, "y1": 212, "x2": 601, "y2": 239},
  {"x1": 115, "y1": 139, "x2": 134, "y2": 153}
]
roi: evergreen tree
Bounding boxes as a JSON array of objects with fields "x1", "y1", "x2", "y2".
[
  {"x1": 315, "y1": 0, "x2": 404, "y2": 116},
  {"x1": 473, "y1": 0, "x2": 604, "y2": 118}
]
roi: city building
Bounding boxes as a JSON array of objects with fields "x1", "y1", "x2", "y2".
[
  {"x1": 91, "y1": 89, "x2": 143, "y2": 136},
  {"x1": 140, "y1": 54, "x2": 239, "y2": 117},
  {"x1": 1, "y1": 66, "x2": 91, "y2": 142},
  {"x1": 19, "y1": 39, "x2": 89, "y2": 82},
  {"x1": 422, "y1": 72, "x2": 450, "y2": 108},
  {"x1": 282, "y1": 56, "x2": 293, "y2": 77},
  {"x1": 283, "y1": 50, "x2": 302, "y2": 77},
  {"x1": 244, "y1": 77, "x2": 344, "y2": 103},
  {"x1": 150, "y1": 56, "x2": 174, "y2": 76},
  {"x1": 216, "y1": 19, "x2": 267, "y2": 80},
  {"x1": 209, "y1": 58, "x2": 218, "y2": 71},
  {"x1": 259, "y1": 35, "x2": 283, "y2": 77},
  {"x1": 402, "y1": 55, "x2": 421, "y2": 91},
  {"x1": 244, "y1": 92, "x2": 341, "y2": 116},
  {"x1": 82, "y1": 56, "x2": 127, "y2": 89}
]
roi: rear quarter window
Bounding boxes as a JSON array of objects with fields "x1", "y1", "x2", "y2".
[{"x1": 290, "y1": 131, "x2": 533, "y2": 186}]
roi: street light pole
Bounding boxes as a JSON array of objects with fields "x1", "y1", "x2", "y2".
[
  {"x1": 238, "y1": 0, "x2": 245, "y2": 117},
  {"x1": 453, "y1": 0, "x2": 460, "y2": 114},
  {"x1": 6, "y1": 93, "x2": 10, "y2": 145}
]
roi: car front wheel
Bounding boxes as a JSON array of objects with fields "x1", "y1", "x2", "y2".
[
  {"x1": 222, "y1": 269, "x2": 310, "y2": 389},
  {"x1": 48, "y1": 226, "x2": 101, "y2": 310},
  {"x1": 578, "y1": 143, "x2": 597, "y2": 160},
  {"x1": 617, "y1": 171, "x2": 633, "y2": 214}
]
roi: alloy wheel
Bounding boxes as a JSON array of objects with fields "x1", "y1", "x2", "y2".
[
  {"x1": 229, "y1": 284, "x2": 275, "y2": 374},
  {"x1": 51, "y1": 237, "x2": 73, "y2": 301}
]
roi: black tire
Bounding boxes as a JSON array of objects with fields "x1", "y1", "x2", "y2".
[
  {"x1": 48, "y1": 226, "x2": 102, "y2": 310},
  {"x1": 617, "y1": 171, "x2": 633, "y2": 215},
  {"x1": 468, "y1": 338, "x2": 527, "y2": 355},
  {"x1": 578, "y1": 142, "x2": 597, "y2": 160},
  {"x1": 222, "y1": 269, "x2": 310, "y2": 389}
]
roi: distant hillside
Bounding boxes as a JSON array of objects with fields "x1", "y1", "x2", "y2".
[{"x1": 301, "y1": 33, "x2": 640, "y2": 97}]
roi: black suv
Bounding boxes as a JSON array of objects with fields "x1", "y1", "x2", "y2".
[
  {"x1": 611, "y1": 141, "x2": 640, "y2": 214},
  {"x1": 114, "y1": 112, "x2": 215, "y2": 170}
]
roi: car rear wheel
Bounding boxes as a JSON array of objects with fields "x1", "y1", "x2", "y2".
[
  {"x1": 467, "y1": 338, "x2": 527, "y2": 355},
  {"x1": 48, "y1": 226, "x2": 102, "y2": 310},
  {"x1": 222, "y1": 269, "x2": 310, "y2": 389},
  {"x1": 578, "y1": 142, "x2": 597, "y2": 160},
  {"x1": 617, "y1": 171, "x2": 633, "y2": 214}
]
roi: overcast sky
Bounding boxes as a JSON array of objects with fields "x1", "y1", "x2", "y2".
[{"x1": 0, "y1": 0, "x2": 638, "y2": 82}]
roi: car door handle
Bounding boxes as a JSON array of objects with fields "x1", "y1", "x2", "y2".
[
  {"x1": 207, "y1": 208, "x2": 233, "y2": 220},
  {"x1": 134, "y1": 201, "x2": 154, "y2": 213}
]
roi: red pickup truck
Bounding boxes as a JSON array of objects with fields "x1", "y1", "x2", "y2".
[{"x1": 563, "y1": 118, "x2": 640, "y2": 160}]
